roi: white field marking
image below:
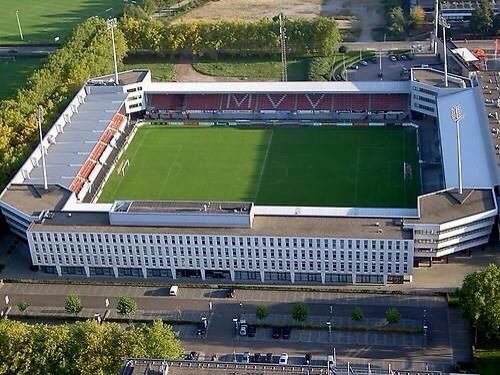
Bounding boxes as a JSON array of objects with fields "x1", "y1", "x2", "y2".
[{"x1": 253, "y1": 129, "x2": 274, "y2": 201}]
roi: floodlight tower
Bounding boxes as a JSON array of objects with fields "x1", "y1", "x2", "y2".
[
  {"x1": 36, "y1": 106, "x2": 48, "y2": 191},
  {"x1": 433, "y1": 0, "x2": 439, "y2": 54},
  {"x1": 106, "y1": 18, "x2": 119, "y2": 85},
  {"x1": 439, "y1": 16, "x2": 451, "y2": 87},
  {"x1": 279, "y1": 12, "x2": 288, "y2": 82},
  {"x1": 450, "y1": 105, "x2": 464, "y2": 194}
]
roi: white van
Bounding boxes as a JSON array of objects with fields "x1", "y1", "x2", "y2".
[{"x1": 169, "y1": 285, "x2": 179, "y2": 296}]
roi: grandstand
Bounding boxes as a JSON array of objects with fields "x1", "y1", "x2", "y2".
[{"x1": 0, "y1": 68, "x2": 498, "y2": 284}]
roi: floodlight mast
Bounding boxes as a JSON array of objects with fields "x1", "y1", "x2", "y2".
[
  {"x1": 451, "y1": 105, "x2": 464, "y2": 194},
  {"x1": 37, "y1": 106, "x2": 48, "y2": 191},
  {"x1": 106, "y1": 18, "x2": 119, "y2": 85},
  {"x1": 433, "y1": 0, "x2": 439, "y2": 54},
  {"x1": 439, "y1": 16, "x2": 451, "y2": 87},
  {"x1": 279, "y1": 12, "x2": 288, "y2": 82}
]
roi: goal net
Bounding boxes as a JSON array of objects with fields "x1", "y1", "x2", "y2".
[
  {"x1": 117, "y1": 159, "x2": 130, "y2": 176},
  {"x1": 403, "y1": 162, "x2": 413, "y2": 181}
]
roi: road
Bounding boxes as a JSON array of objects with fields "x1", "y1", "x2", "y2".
[
  {"x1": 0, "y1": 45, "x2": 57, "y2": 54},
  {"x1": 0, "y1": 281, "x2": 463, "y2": 371}
]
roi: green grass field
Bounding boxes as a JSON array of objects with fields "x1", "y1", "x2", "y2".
[
  {"x1": 0, "y1": 57, "x2": 45, "y2": 100},
  {"x1": 98, "y1": 126, "x2": 420, "y2": 208},
  {"x1": 192, "y1": 58, "x2": 309, "y2": 81},
  {"x1": 0, "y1": 0, "x2": 123, "y2": 44},
  {"x1": 122, "y1": 56, "x2": 176, "y2": 82}
]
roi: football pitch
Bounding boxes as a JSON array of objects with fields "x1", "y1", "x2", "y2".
[
  {"x1": 0, "y1": 0, "x2": 123, "y2": 44},
  {"x1": 98, "y1": 126, "x2": 420, "y2": 208}
]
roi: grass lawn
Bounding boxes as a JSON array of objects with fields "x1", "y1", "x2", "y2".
[
  {"x1": 192, "y1": 58, "x2": 309, "y2": 81},
  {"x1": 0, "y1": 57, "x2": 45, "y2": 100},
  {"x1": 99, "y1": 126, "x2": 419, "y2": 207},
  {"x1": 0, "y1": 0, "x2": 124, "y2": 44},
  {"x1": 122, "y1": 57, "x2": 176, "y2": 82},
  {"x1": 476, "y1": 349, "x2": 500, "y2": 375}
]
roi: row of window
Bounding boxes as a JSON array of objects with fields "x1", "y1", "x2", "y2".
[
  {"x1": 414, "y1": 218, "x2": 494, "y2": 236},
  {"x1": 35, "y1": 253, "x2": 408, "y2": 275},
  {"x1": 31, "y1": 232, "x2": 409, "y2": 251},
  {"x1": 33, "y1": 242, "x2": 409, "y2": 263}
]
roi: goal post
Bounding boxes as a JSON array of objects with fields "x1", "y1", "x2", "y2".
[{"x1": 117, "y1": 159, "x2": 130, "y2": 176}]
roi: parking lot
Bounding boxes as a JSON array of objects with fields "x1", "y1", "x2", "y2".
[{"x1": 346, "y1": 54, "x2": 442, "y2": 81}]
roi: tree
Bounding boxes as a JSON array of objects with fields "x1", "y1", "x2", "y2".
[
  {"x1": 117, "y1": 296, "x2": 137, "y2": 318},
  {"x1": 470, "y1": 0, "x2": 493, "y2": 34},
  {"x1": 388, "y1": 7, "x2": 406, "y2": 36},
  {"x1": 256, "y1": 305, "x2": 269, "y2": 320},
  {"x1": 338, "y1": 45, "x2": 348, "y2": 54},
  {"x1": 65, "y1": 295, "x2": 82, "y2": 315},
  {"x1": 458, "y1": 263, "x2": 500, "y2": 341},
  {"x1": 385, "y1": 308, "x2": 401, "y2": 323},
  {"x1": 351, "y1": 307, "x2": 364, "y2": 321},
  {"x1": 409, "y1": 6, "x2": 425, "y2": 29},
  {"x1": 17, "y1": 300, "x2": 30, "y2": 313},
  {"x1": 292, "y1": 303, "x2": 309, "y2": 322},
  {"x1": 493, "y1": 14, "x2": 500, "y2": 35}
]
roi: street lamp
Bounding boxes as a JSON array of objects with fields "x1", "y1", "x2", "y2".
[
  {"x1": 451, "y1": 105, "x2": 464, "y2": 194},
  {"x1": 106, "y1": 18, "x2": 119, "y2": 85},
  {"x1": 326, "y1": 321, "x2": 332, "y2": 335},
  {"x1": 15, "y1": 11, "x2": 23, "y2": 41},
  {"x1": 439, "y1": 16, "x2": 451, "y2": 87}
]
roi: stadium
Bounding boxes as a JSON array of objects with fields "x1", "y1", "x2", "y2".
[{"x1": 0, "y1": 66, "x2": 498, "y2": 284}]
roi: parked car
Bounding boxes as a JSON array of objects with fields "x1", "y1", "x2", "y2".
[
  {"x1": 242, "y1": 352, "x2": 250, "y2": 363},
  {"x1": 253, "y1": 353, "x2": 261, "y2": 363},
  {"x1": 360, "y1": 60, "x2": 368, "y2": 66},
  {"x1": 272, "y1": 327, "x2": 281, "y2": 339},
  {"x1": 389, "y1": 55, "x2": 397, "y2": 62},
  {"x1": 400, "y1": 54, "x2": 408, "y2": 60},
  {"x1": 239, "y1": 325, "x2": 247, "y2": 336},
  {"x1": 211, "y1": 354, "x2": 218, "y2": 361},
  {"x1": 196, "y1": 322, "x2": 206, "y2": 336},
  {"x1": 266, "y1": 353, "x2": 273, "y2": 363},
  {"x1": 282, "y1": 327, "x2": 291, "y2": 339},
  {"x1": 348, "y1": 64, "x2": 358, "y2": 70},
  {"x1": 327, "y1": 355, "x2": 335, "y2": 368},
  {"x1": 185, "y1": 351, "x2": 199, "y2": 360},
  {"x1": 370, "y1": 56, "x2": 377, "y2": 63},
  {"x1": 247, "y1": 325, "x2": 256, "y2": 337},
  {"x1": 279, "y1": 353, "x2": 289, "y2": 365},
  {"x1": 226, "y1": 288, "x2": 235, "y2": 298},
  {"x1": 304, "y1": 353, "x2": 312, "y2": 365}
]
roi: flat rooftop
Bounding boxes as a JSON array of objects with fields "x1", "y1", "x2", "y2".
[
  {"x1": 31, "y1": 210, "x2": 410, "y2": 240},
  {"x1": 412, "y1": 68, "x2": 466, "y2": 88},
  {"x1": 408, "y1": 189, "x2": 496, "y2": 225},
  {"x1": 92, "y1": 70, "x2": 148, "y2": 86},
  {"x1": 0, "y1": 184, "x2": 72, "y2": 217},
  {"x1": 113, "y1": 200, "x2": 252, "y2": 215}
]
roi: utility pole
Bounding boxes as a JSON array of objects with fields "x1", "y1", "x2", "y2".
[
  {"x1": 106, "y1": 18, "x2": 119, "y2": 85},
  {"x1": 16, "y1": 10, "x2": 23, "y2": 41},
  {"x1": 37, "y1": 106, "x2": 48, "y2": 190},
  {"x1": 279, "y1": 12, "x2": 288, "y2": 82}
]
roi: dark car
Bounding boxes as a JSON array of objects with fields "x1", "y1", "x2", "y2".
[
  {"x1": 253, "y1": 353, "x2": 261, "y2": 363},
  {"x1": 304, "y1": 353, "x2": 312, "y2": 365},
  {"x1": 196, "y1": 322, "x2": 206, "y2": 336},
  {"x1": 185, "y1": 351, "x2": 199, "y2": 360},
  {"x1": 226, "y1": 288, "x2": 235, "y2": 298},
  {"x1": 282, "y1": 327, "x2": 291, "y2": 339},
  {"x1": 266, "y1": 353, "x2": 273, "y2": 363},
  {"x1": 247, "y1": 325, "x2": 256, "y2": 337},
  {"x1": 272, "y1": 327, "x2": 281, "y2": 339},
  {"x1": 370, "y1": 56, "x2": 377, "y2": 63}
]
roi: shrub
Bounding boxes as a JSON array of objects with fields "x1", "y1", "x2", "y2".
[
  {"x1": 338, "y1": 45, "x2": 348, "y2": 53},
  {"x1": 117, "y1": 296, "x2": 137, "y2": 317},
  {"x1": 256, "y1": 305, "x2": 269, "y2": 320},
  {"x1": 292, "y1": 303, "x2": 309, "y2": 322},
  {"x1": 352, "y1": 307, "x2": 364, "y2": 321},
  {"x1": 17, "y1": 300, "x2": 30, "y2": 313},
  {"x1": 385, "y1": 308, "x2": 401, "y2": 324},
  {"x1": 65, "y1": 295, "x2": 83, "y2": 315}
]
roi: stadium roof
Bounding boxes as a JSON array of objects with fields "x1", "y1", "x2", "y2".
[
  {"x1": 32, "y1": 211, "x2": 410, "y2": 239},
  {"x1": 436, "y1": 86, "x2": 497, "y2": 189},
  {"x1": 23, "y1": 92, "x2": 127, "y2": 189},
  {"x1": 144, "y1": 81, "x2": 411, "y2": 94}
]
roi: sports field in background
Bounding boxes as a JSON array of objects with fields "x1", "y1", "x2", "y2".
[
  {"x1": 98, "y1": 126, "x2": 420, "y2": 208},
  {"x1": 0, "y1": 57, "x2": 45, "y2": 100},
  {"x1": 0, "y1": 0, "x2": 123, "y2": 44}
]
